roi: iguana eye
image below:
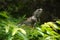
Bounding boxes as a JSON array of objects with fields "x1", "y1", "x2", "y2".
[{"x1": 37, "y1": 8, "x2": 43, "y2": 12}]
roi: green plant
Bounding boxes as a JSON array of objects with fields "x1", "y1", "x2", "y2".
[{"x1": 0, "y1": 12, "x2": 60, "y2": 40}]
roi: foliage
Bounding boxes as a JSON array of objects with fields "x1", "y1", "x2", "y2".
[
  {"x1": 0, "y1": 12, "x2": 60, "y2": 40},
  {"x1": 0, "y1": 12, "x2": 28, "y2": 40}
]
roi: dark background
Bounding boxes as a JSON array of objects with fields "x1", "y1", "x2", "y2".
[{"x1": 0, "y1": 0, "x2": 60, "y2": 18}]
